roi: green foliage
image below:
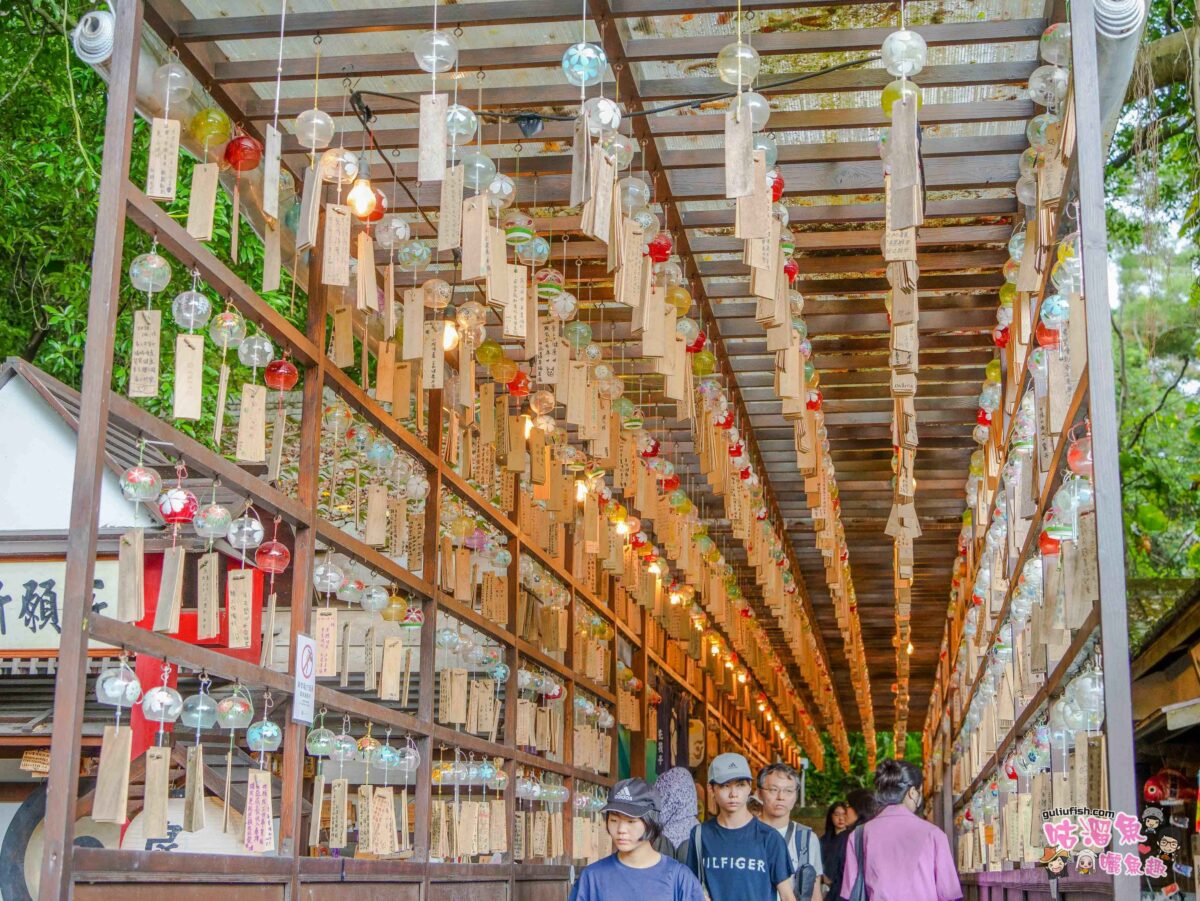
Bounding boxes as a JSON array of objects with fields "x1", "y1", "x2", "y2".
[
  {"x1": 0, "y1": 2, "x2": 307, "y2": 449},
  {"x1": 804, "y1": 731, "x2": 923, "y2": 810}
]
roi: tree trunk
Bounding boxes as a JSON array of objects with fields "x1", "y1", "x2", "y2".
[{"x1": 1127, "y1": 27, "x2": 1198, "y2": 99}]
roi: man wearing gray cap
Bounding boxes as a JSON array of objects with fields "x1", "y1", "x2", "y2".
[{"x1": 685, "y1": 753, "x2": 796, "y2": 901}]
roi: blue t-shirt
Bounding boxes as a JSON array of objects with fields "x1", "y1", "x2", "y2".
[
  {"x1": 569, "y1": 852, "x2": 707, "y2": 901},
  {"x1": 685, "y1": 817, "x2": 794, "y2": 901}
]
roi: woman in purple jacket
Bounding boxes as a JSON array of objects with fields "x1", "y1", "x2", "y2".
[{"x1": 840, "y1": 760, "x2": 962, "y2": 901}]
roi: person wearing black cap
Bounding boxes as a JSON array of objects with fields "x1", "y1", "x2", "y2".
[{"x1": 569, "y1": 778, "x2": 706, "y2": 901}]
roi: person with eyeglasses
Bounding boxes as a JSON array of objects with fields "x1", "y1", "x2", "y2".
[
  {"x1": 839, "y1": 760, "x2": 961, "y2": 901},
  {"x1": 757, "y1": 763, "x2": 823, "y2": 901}
]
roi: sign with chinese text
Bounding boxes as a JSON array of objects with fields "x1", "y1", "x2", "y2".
[{"x1": 0, "y1": 558, "x2": 117, "y2": 652}]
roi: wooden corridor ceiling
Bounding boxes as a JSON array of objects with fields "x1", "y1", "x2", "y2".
[{"x1": 155, "y1": 0, "x2": 1037, "y2": 736}]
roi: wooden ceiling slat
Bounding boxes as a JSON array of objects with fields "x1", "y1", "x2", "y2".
[
  {"x1": 647, "y1": 100, "x2": 1035, "y2": 136},
  {"x1": 176, "y1": 0, "x2": 581, "y2": 41},
  {"x1": 624, "y1": 18, "x2": 1045, "y2": 60},
  {"x1": 668, "y1": 155, "x2": 1021, "y2": 201},
  {"x1": 639, "y1": 61, "x2": 1037, "y2": 101},
  {"x1": 682, "y1": 196, "x2": 1017, "y2": 227},
  {"x1": 696, "y1": 249, "x2": 1008, "y2": 277}
]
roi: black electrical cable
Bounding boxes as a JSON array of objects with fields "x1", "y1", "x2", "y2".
[
  {"x1": 351, "y1": 53, "x2": 881, "y2": 125},
  {"x1": 346, "y1": 51, "x2": 883, "y2": 278}
]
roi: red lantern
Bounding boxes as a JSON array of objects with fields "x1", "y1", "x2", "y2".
[
  {"x1": 1035, "y1": 322, "x2": 1060, "y2": 348},
  {"x1": 366, "y1": 188, "x2": 388, "y2": 223},
  {"x1": 739, "y1": 466, "x2": 752, "y2": 481},
  {"x1": 640, "y1": 438, "x2": 661, "y2": 458},
  {"x1": 756, "y1": 508, "x2": 769, "y2": 521},
  {"x1": 728, "y1": 440, "x2": 744, "y2": 458},
  {"x1": 771, "y1": 172, "x2": 785, "y2": 202},
  {"x1": 661, "y1": 474, "x2": 680, "y2": 491},
  {"x1": 647, "y1": 232, "x2": 673, "y2": 263},
  {"x1": 739, "y1": 606, "x2": 753, "y2": 618},
  {"x1": 158, "y1": 487, "x2": 198, "y2": 525},
  {"x1": 224, "y1": 134, "x2": 263, "y2": 172},
  {"x1": 507, "y1": 369, "x2": 531, "y2": 397},
  {"x1": 715, "y1": 410, "x2": 735, "y2": 429},
  {"x1": 806, "y1": 389, "x2": 822, "y2": 411},
  {"x1": 992, "y1": 325, "x2": 1010, "y2": 348},
  {"x1": 687, "y1": 329, "x2": 706, "y2": 353},
  {"x1": 1038, "y1": 530, "x2": 1061, "y2": 556},
  {"x1": 976, "y1": 408, "x2": 992, "y2": 426},
  {"x1": 783, "y1": 258, "x2": 799, "y2": 283},
  {"x1": 631, "y1": 532, "x2": 647, "y2": 550},
  {"x1": 264, "y1": 359, "x2": 299, "y2": 391}
]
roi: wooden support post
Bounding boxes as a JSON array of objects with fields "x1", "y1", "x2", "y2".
[
  {"x1": 413, "y1": 386, "x2": 443, "y2": 860},
  {"x1": 281, "y1": 207, "x2": 328, "y2": 875},
  {"x1": 40, "y1": 4, "x2": 144, "y2": 899},
  {"x1": 1068, "y1": 3, "x2": 1137, "y2": 899}
]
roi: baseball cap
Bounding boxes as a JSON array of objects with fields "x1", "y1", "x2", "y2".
[
  {"x1": 601, "y1": 778, "x2": 660, "y2": 820},
  {"x1": 708, "y1": 752, "x2": 753, "y2": 785}
]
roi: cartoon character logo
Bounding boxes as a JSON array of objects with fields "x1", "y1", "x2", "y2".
[
  {"x1": 1073, "y1": 850, "x2": 1096, "y2": 876},
  {"x1": 1040, "y1": 847, "x2": 1070, "y2": 878},
  {"x1": 1141, "y1": 806, "x2": 1164, "y2": 833}
]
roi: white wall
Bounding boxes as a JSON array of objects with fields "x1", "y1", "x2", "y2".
[{"x1": 0, "y1": 378, "x2": 143, "y2": 532}]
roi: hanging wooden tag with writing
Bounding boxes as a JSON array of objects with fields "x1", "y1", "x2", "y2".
[
  {"x1": 373, "y1": 340, "x2": 396, "y2": 404},
  {"x1": 173, "y1": 333, "x2": 205, "y2": 420},
  {"x1": 338, "y1": 622, "x2": 352, "y2": 687},
  {"x1": 142, "y1": 745, "x2": 171, "y2": 839},
  {"x1": 296, "y1": 165, "x2": 320, "y2": 251},
  {"x1": 262, "y1": 217, "x2": 282, "y2": 294},
  {"x1": 260, "y1": 122, "x2": 282, "y2": 220},
  {"x1": 418, "y1": 92, "x2": 449, "y2": 182},
  {"x1": 490, "y1": 798, "x2": 508, "y2": 852},
  {"x1": 513, "y1": 809, "x2": 527, "y2": 861},
  {"x1": 364, "y1": 483, "x2": 389, "y2": 546},
  {"x1": 129, "y1": 309, "x2": 162, "y2": 398},
  {"x1": 329, "y1": 305, "x2": 354, "y2": 368},
  {"x1": 196, "y1": 550, "x2": 219, "y2": 639},
  {"x1": 330, "y1": 777, "x2": 349, "y2": 848},
  {"x1": 242, "y1": 769, "x2": 275, "y2": 853},
  {"x1": 187, "y1": 162, "x2": 220, "y2": 241},
  {"x1": 308, "y1": 773, "x2": 325, "y2": 848},
  {"x1": 439, "y1": 163, "x2": 465, "y2": 252},
  {"x1": 117, "y1": 528, "x2": 145, "y2": 623},
  {"x1": 226, "y1": 567, "x2": 254, "y2": 649},
  {"x1": 213, "y1": 361, "x2": 231, "y2": 444},
  {"x1": 422, "y1": 320, "x2": 445, "y2": 389},
  {"x1": 153, "y1": 545, "x2": 185, "y2": 633},
  {"x1": 322, "y1": 203, "x2": 352, "y2": 287},
  {"x1": 371, "y1": 786, "x2": 400, "y2": 855},
  {"x1": 146, "y1": 117, "x2": 181, "y2": 201},
  {"x1": 235, "y1": 382, "x2": 267, "y2": 463},
  {"x1": 461, "y1": 195, "x2": 489, "y2": 281},
  {"x1": 92, "y1": 724, "x2": 132, "y2": 824},
  {"x1": 314, "y1": 607, "x2": 338, "y2": 677},
  {"x1": 183, "y1": 743, "x2": 206, "y2": 832},
  {"x1": 380, "y1": 635, "x2": 404, "y2": 701},
  {"x1": 357, "y1": 784, "x2": 373, "y2": 851},
  {"x1": 725, "y1": 106, "x2": 754, "y2": 198},
  {"x1": 356, "y1": 231, "x2": 377, "y2": 311}
]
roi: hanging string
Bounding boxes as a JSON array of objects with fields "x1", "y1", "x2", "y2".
[
  {"x1": 271, "y1": 0, "x2": 288, "y2": 131},
  {"x1": 309, "y1": 36, "x2": 322, "y2": 172}
]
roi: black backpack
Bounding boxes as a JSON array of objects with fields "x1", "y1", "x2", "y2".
[
  {"x1": 784, "y1": 822, "x2": 818, "y2": 901},
  {"x1": 845, "y1": 825, "x2": 867, "y2": 901}
]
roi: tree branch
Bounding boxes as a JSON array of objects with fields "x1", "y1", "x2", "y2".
[
  {"x1": 1107, "y1": 117, "x2": 1194, "y2": 171},
  {"x1": 1127, "y1": 355, "x2": 1192, "y2": 449}
]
